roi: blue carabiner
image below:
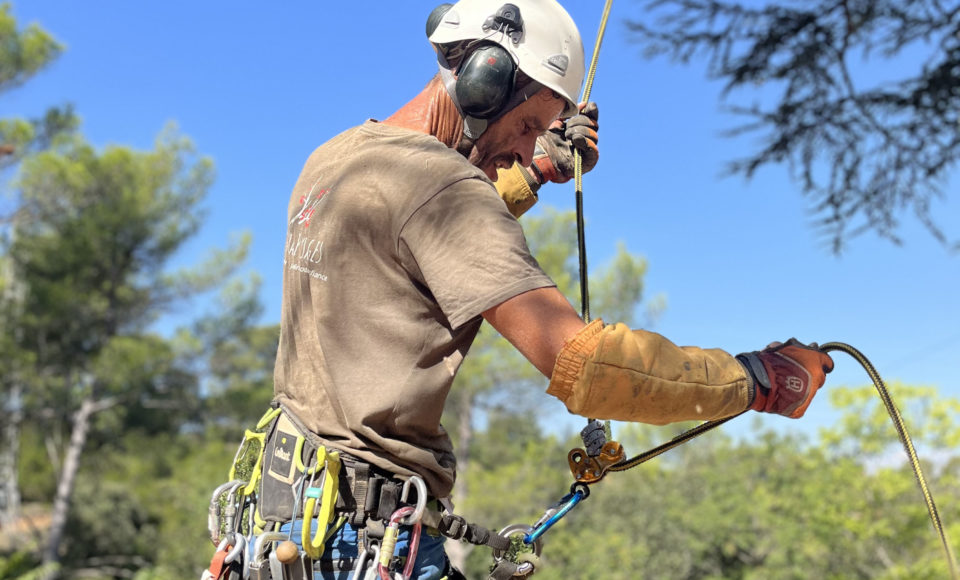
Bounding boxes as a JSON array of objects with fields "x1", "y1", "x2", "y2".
[{"x1": 523, "y1": 483, "x2": 590, "y2": 544}]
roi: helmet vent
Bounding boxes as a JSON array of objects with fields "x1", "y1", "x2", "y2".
[
  {"x1": 442, "y1": 9, "x2": 460, "y2": 29},
  {"x1": 544, "y1": 54, "x2": 569, "y2": 76}
]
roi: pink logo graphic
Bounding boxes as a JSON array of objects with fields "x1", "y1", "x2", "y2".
[{"x1": 292, "y1": 177, "x2": 331, "y2": 228}]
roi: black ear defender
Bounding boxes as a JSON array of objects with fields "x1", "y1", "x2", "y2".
[
  {"x1": 427, "y1": 3, "x2": 525, "y2": 121},
  {"x1": 454, "y1": 44, "x2": 516, "y2": 119}
]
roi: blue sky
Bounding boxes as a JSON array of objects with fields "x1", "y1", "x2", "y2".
[{"x1": 6, "y1": 1, "x2": 959, "y2": 440}]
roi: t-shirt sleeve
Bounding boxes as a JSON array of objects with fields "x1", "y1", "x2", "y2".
[{"x1": 399, "y1": 178, "x2": 556, "y2": 329}]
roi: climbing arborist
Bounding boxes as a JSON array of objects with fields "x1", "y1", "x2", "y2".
[{"x1": 211, "y1": 1, "x2": 834, "y2": 578}]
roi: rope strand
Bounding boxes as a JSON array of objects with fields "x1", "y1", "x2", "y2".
[
  {"x1": 603, "y1": 343, "x2": 959, "y2": 579},
  {"x1": 574, "y1": 0, "x2": 613, "y2": 323}
]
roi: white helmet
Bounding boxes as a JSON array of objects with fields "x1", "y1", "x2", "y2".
[{"x1": 427, "y1": 1, "x2": 585, "y2": 139}]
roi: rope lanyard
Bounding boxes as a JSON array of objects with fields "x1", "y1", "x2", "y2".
[{"x1": 600, "y1": 344, "x2": 959, "y2": 579}]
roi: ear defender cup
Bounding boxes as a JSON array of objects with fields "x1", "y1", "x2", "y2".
[{"x1": 455, "y1": 44, "x2": 516, "y2": 120}]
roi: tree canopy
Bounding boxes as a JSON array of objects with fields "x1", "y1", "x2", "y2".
[{"x1": 628, "y1": 0, "x2": 960, "y2": 252}]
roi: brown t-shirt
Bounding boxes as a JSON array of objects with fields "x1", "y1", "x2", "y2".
[{"x1": 273, "y1": 121, "x2": 555, "y2": 497}]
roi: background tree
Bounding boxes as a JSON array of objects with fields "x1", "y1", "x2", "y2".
[
  {"x1": 0, "y1": 0, "x2": 76, "y2": 532},
  {"x1": 0, "y1": 2, "x2": 75, "y2": 171},
  {"x1": 189, "y1": 274, "x2": 279, "y2": 437},
  {"x1": 627, "y1": 0, "x2": 960, "y2": 252},
  {"x1": 5, "y1": 126, "x2": 246, "y2": 578}
]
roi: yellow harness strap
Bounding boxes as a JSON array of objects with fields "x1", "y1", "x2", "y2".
[{"x1": 301, "y1": 448, "x2": 341, "y2": 559}]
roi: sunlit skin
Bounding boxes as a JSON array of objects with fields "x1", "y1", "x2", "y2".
[
  {"x1": 383, "y1": 74, "x2": 587, "y2": 377},
  {"x1": 466, "y1": 91, "x2": 564, "y2": 180},
  {"x1": 383, "y1": 75, "x2": 564, "y2": 181}
]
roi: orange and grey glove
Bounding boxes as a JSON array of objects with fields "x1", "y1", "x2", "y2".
[
  {"x1": 736, "y1": 339, "x2": 835, "y2": 419},
  {"x1": 531, "y1": 102, "x2": 599, "y2": 184}
]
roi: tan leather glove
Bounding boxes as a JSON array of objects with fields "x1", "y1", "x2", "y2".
[
  {"x1": 548, "y1": 320, "x2": 752, "y2": 425},
  {"x1": 495, "y1": 162, "x2": 540, "y2": 218}
]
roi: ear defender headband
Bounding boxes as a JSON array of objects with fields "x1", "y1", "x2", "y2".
[{"x1": 428, "y1": 3, "x2": 540, "y2": 147}]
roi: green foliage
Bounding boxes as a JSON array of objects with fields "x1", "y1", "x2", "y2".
[
  {"x1": 627, "y1": 0, "x2": 960, "y2": 250},
  {"x1": 15, "y1": 425, "x2": 56, "y2": 503},
  {"x1": 191, "y1": 274, "x2": 279, "y2": 433},
  {"x1": 0, "y1": 4, "x2": 74, "y2": 171},
  {"x1": 9, "y1": 126, "x2": 219, "y2": 374},
  {"x1": 0, "y1": 2, "x2": 62, "y2": 92},
  {"x1": 821, "y1": 383, "x2": 960, "y2": 457},
  {"x1": 45, "y1": 430, "x2": 238, "y2": 579}
]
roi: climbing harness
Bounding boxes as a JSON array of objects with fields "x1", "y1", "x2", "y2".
[
  {"x1": 202, "y1": 404, "x2": 445, "y2": 580},
  {"x1": 202, "y1": 404, "x2": 523, "y2": 579}
]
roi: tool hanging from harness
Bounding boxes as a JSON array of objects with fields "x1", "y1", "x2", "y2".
[{"x1": 202, "y1": 402, "x2": 530, "y2": 580}]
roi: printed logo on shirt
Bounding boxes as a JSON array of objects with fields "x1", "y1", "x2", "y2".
[
  {"x1": 292, "y1": 176, "x2": 331, "y2": 228},
  {"x1": 285, "y1": 176, "x2": 332, "y2": 281}
]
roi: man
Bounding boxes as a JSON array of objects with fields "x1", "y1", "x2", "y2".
[{"x1": 264, "y1": 1, "x2": 834, "y2": 578}]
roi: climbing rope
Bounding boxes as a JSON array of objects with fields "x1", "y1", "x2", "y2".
[
  {"x1": 820, "y1": 342, "x2": 960, "y2": 579},
  {"x1": 573, "y1": 0, "x2": 613, "y2": 323},
  {"x1": 572, "y1": 0, "x2": 615, "y2": 463},
  {"x1": 585, "y1": 343, "x2": 958, "y2": 579}
]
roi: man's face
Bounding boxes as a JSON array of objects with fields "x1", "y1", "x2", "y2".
[{"x1": 469, "y1": 88, "x2": 566, "y2": 181}]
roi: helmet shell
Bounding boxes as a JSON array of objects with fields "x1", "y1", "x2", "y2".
[{"x1": 429, "y1": 0, "x2": 585, "y2": 118}]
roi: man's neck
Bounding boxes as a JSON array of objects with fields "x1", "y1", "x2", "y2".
[{"x1": 382, "y1": 77, "x2": 463, "y2": 149}]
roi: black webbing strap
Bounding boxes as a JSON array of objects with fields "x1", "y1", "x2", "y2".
[
  {"x1": 348, "y1": 462, "x2": 369, "y2": 527},
  {"x1": 437, "y1": 514, "x2": 511, "y2": 552}
]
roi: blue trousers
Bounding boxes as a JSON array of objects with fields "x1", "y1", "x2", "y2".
[{"x1": 254, "y1": 519, "x2": 450, "y2": 580}]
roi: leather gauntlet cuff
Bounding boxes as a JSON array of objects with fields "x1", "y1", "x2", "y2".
[
  {"x1": 495, "y1": 162, "x2": 540, "y2": 218},
  {"x1": 547, "y1": 320, "x2": 753, "y2": 425}
]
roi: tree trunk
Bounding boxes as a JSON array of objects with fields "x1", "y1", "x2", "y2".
[
  {"x1": 446, "y1": 392, "x2": 476, "y2": 572},
  {"x1": 41, "y1": 395, "x2": 116, "y2": 579},
  {"x1": 0, "y1": 381, "x2": 23, "y2": 528}
]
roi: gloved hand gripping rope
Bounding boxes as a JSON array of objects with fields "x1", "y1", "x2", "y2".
[{"x1": 545, "y1": 342, "x2": 960, "y2": 580}]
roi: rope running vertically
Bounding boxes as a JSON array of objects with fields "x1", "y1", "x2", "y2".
[{"x1": 574, "y1": 0, "x2": 613, "y2": 324}]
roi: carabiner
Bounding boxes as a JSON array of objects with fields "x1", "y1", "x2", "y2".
[
  {"x1": 252, "y1": 531, "x2": 288, "y2": 569},
  {"x1": 491, "y1": 523, "x2": 542, "y2": 577},
  {"x1": 353, "y1": 542, "x2": 380, "y2": 579},
  {"x1": 378, "y1": 506, "x2": 421, "y2": 580},
  {"x1": 399, "y1": 475, "x2": 427, "y2": 525},
  {"x1": 523, "y1": 482, "x2": 590, "y2": 544},
  {"x1": 217, "y1": 532, "x2": 246, "y2": 565},
  {"x1": 208, "y1": 479, "x2": 245, "y2": 544},
  {"x1": 302, "y1": 448, "x2": 341, "y2": 559}
]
